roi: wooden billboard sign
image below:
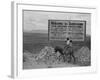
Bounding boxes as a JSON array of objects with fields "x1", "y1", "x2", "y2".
[{"x1": 48, "y1": 20, "x2": 86, "y2": 41}]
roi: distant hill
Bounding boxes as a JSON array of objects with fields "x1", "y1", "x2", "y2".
[
  {"x1": 23, "y1": 32, "x2": 48, "y2": 44},
  {"x1": 24, "y1": 30, "x2": 48, "y2": 33},
  {"x1": 23, "y1": 31, "x2": 91, "y2": 53}
]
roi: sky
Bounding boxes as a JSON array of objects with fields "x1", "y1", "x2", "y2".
[{"x1": 23, "y1": 10, "x2": 91, "y2": 35}]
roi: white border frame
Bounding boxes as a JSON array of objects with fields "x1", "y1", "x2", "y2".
[{"x1": 11, "y1": 1, "x2": 97, "y2": 79}]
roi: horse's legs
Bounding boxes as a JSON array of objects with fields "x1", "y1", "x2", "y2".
[
  {"x1": 71, "y1": 54, "x2": 76, "y2": 63},
  {"x1": 63, "y1": 52, "x2": 68, "y2": 62},
  {"x1": 67, "y1": 53, "x2": 72, "y2": 63},
  {"x1": 62, "y1": 55, "x2": 65, "y2": 62}
]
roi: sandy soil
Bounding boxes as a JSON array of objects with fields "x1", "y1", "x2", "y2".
[{"x1": 23, "y1": 61, "x2": 78, "y2": 69}]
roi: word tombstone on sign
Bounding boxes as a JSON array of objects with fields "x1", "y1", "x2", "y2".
[{"x1": 48, "y1": 20, "x2": 86, "y2": 41}]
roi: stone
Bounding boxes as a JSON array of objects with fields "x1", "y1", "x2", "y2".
[{"x1": 75, "y1": 46, "x2": 91, "y2": 66}]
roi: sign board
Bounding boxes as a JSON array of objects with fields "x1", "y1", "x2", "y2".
[{"x1": 48, "y1": 20, "x2": 86, "y2": 41}]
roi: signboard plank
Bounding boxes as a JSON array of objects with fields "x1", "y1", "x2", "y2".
[{"x1": 48, "y1": 20, "x2": 86, "y2": 41}]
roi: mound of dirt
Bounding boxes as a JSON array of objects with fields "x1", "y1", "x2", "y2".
[
  {"x1": 23, "y1": 51, "x2": 33, "y2": 62},
  {"x1": 74, "y1": 46, "x2": 91, "y2": 66},
  {"x1": 36, "y1": 46, "x2": 63, "y2": 65}
]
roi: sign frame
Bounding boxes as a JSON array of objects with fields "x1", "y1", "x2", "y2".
[{"x1": 48, "y1": 20, "x2": 86, "y2": 41}]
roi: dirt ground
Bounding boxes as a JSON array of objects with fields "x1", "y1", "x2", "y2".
[{"x1": 23, "y1": 60, "x2": 78, "y2": 69}]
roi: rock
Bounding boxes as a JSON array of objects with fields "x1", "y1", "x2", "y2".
[
  {"x1": 75, "y1": 46, "x2": 91, "y2": 66},
  {"x1": 36, "y1": 46, "x2": 63, "y2": 65},
  {"x1": 23, "y1": 51, "x2": 33, "y2": 62}
]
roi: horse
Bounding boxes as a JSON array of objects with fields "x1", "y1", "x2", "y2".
[
  {"x1": 54, "y1": 46, "x2": 66, "y2": 62},
  {"x1": 54, "y1": 46, "x2": 76, "y2": 63},
  {"x1": 63, "y1": 45, "x2": 76, "y2": 63}
]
